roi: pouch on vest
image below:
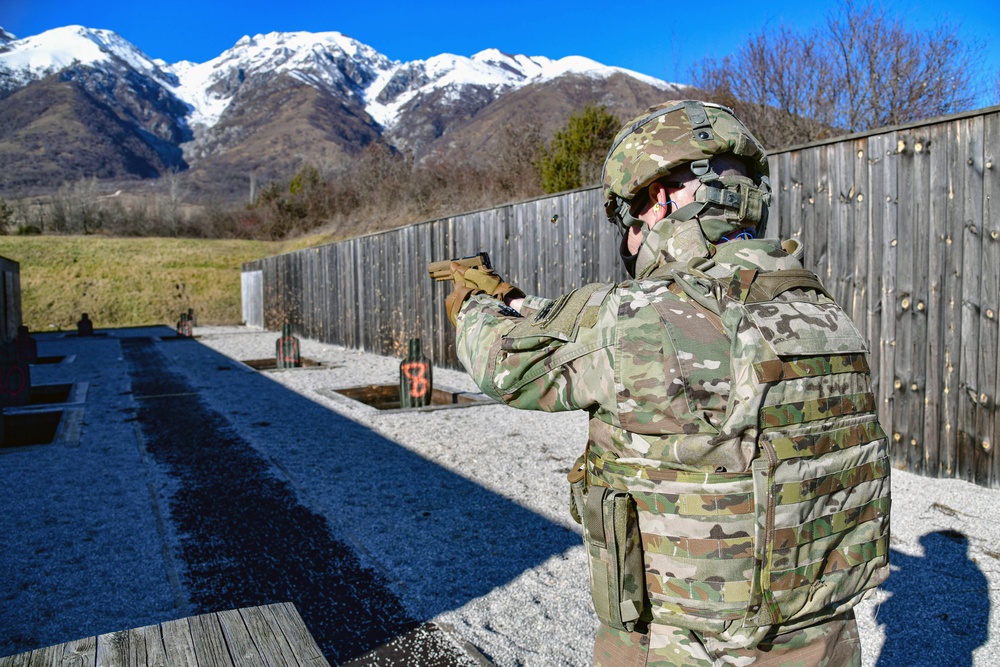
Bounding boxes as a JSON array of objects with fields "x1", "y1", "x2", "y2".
[
  {"x1": 568, "y1": 454, "x2": 587, "y2": 525},
  {"x1": 582, "y1": 486, "x2": 648, "y2": 632}
]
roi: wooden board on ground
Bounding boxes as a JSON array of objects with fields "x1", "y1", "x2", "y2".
[{"x1": 0, "y1": 603, "x2": 329, "y2": 667}]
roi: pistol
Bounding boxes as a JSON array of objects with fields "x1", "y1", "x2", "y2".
[{"x1": 427, "y1": 252, "x2": 493, "y2": 281}]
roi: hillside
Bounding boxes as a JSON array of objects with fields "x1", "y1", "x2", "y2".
[{"x1": 1, "y1": 235, "x2": 310, "y2": 330}]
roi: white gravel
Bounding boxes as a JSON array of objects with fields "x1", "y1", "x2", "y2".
[{"x1": 2, "y1": 324, "x2": 998, "y2": 666}]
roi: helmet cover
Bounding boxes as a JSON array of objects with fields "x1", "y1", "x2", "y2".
[{"x1": 602, "y1": 100, "x2": 769, "y2": 227}]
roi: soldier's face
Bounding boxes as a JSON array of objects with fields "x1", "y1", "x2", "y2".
[{"x1": 625, "y1": 169, "x2": 699, "y2": 255}]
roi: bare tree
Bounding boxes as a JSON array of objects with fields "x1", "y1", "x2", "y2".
[
  {"x1": 489, "y1": 120, "x2": 544, "y2": 200},
  {"x1": 692, "y1": 0, "x2": 982, "y2": 148},
  {"x1": 826, "y1": 1, "x2": 978, "y2": 130},
  {"x1": 692, "y1": 24, "x2": 836, "y2": 148}
]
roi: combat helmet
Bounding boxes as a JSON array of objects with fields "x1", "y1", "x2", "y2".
[{"x1": 602, "y1": 100, "x2": 771, "y2": 241}]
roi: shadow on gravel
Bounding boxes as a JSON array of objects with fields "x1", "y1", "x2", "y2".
[
  {"x1": 875, "y1": 531, "x2": 989, "y2": 667},
  {"x1": 122, "y1": 337, "x2": 580, "y2": 666}
]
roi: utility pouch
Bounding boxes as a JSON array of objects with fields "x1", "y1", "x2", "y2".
[
  {"x1": 582, "y1": 487, "x2": 647, "y2": 632},
  {"x1": 567, "y1": 454, "x2": 587, "y2": 525}
]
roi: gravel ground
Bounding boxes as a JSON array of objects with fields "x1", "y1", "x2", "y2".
[{"x1": 2, "y1": 324, "x2": 998, "y2": 666}]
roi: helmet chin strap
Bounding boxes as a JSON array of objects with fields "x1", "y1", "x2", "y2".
[{"x1": 619, "y1": 232, "x2": 639, "y2": 277}]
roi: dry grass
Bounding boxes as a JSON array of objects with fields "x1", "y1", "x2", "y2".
[{"x1": 1, "y1": 235, "x2": 294, "y2": 331}]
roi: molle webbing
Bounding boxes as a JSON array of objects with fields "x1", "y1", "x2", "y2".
[
  {"x1": 768, "y1": 536, "x2": 889, "y2": 593},
  {"x1": 647, "y1": 575, "x2": 752, "y2": 606},
  {"x1": 772, "y1": 496, "x2": 889, "y2": 550},
  {"x1": 773, "y1": 456, "x2": 889, "y2": 505},
  {"x1": 753, "y1": 353, "x2": 869, "y2": 383},
  {"x1": 762, "y1": 392, "x2": 877, "y2": 427},
  {"x1": 643, "y1": 531, "x2": 753, "y2": 561},
  {"x1": 589, "y1": 452, "x2": 751, "y2": 496},
  {"x1": 766, "y1": 419, "x2": 885, "y2": 460},
  {"x1": 631, "y1": 488, "x2": 754, "y2": 517}
]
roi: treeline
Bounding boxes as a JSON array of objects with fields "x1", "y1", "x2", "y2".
[
  {"x1": 691, "y1": 0, "x2": 989, "y2": 148},
  {"x1": 0, "y1": 120, "x2": 549, "y2": 241},
  {"x1": 245, "y1": 124, "x2": 545, "y2": 240},
  {"x1": 0, "y1": 104, "x2": 639, "y2": 241}
]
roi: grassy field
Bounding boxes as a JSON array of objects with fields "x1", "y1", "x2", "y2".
[{"x1": 0, "y1": 235, "x2": 323, "y2": 331}]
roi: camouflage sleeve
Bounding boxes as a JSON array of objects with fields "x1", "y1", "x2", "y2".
[
  {"x1": 516, "y1": 293, "x2": 553, "y2": 319},
  {"x1": 455, "y1": 284, "x2": 618, "y2": 413}
]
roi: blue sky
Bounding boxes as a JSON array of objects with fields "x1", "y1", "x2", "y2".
[{"x1": 2, "y1": 0, "x2": 998, "y2": 106}]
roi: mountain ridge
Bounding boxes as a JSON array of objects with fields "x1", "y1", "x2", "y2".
[{"x1": 0, "y1": 25, "x2": 682, "y2": 197}]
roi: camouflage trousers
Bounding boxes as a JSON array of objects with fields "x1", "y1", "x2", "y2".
[{"x1": 592, "y1": 610, "x2": 861, "y2": 667}]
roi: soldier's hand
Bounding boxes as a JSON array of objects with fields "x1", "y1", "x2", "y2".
[
  {"x1": 445, "y1": 263, "x2": 480, "y2": 327},
  {"x1": 455, "y1": 264, "x2": 526, "y2": 304},
  {"x1": 445, "y1": 263, "x2": 525, "y2": 327}
]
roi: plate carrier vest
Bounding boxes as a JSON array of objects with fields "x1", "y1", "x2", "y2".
[{"x1": 575, "y1": 261, "x2": 891, "y2": 649}]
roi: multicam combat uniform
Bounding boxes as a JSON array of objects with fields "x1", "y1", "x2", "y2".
[{"x1": 455, "y1": 221, "x2": 887, "y2": 666}]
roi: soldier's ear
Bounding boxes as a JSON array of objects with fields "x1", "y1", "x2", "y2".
[{"x1": 647, "y1": 182, "x2": 666, "y2": 205}]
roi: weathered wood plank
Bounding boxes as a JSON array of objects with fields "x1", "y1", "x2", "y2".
[
  {"x1": 127, "y1": 628, "x2": 149, "y2": 667},
  {"x1": 938, "y1": 119, "x2": 967, "y2": 479},
  {"x1": 96, "y1": 628, "x2": 150, "y2": 667},
  {"x1": 830, "y1": 142, "x2": 850, "y2": 308},
  {"x1": 0, "y1": 649, "x2": 31, "y2": 667},
  {"x1": 1, "y1": 605, "x2": 329, "y2": 667},
  {"x1": 850, "y1": 138, "x2": 870, "y2": 340},
  {"x1": 215, "y1": 609, "x2": 266, "y2": 667},
  {"x1": 958, "y1": 116, "x2": 985, "y2": 482},
  {"x1": 346, "y1": 240, "x2": 361, "y2": 351},
  {"x1": 924, "y1": 121, "x2": 951, "y2": 476},
  {"x1": 976, "y1": 111, "x2": 999, "y2": 487},
  {"x1": 58, "y1": 635, "x2": 97, "y2": 667},
  {"x1": 24, "y1": 643, "x2": 60, "y2": 667},
  {"x1": 140, "y1": 624, "x2": 167, "y2": 667},
  {"x1": 187, "y1": 613, "x2": 235, "y2": 667},
  {"x1": 865, "y1": 134, "x2": 885, "y2": 407},
  {"x1": 877, "y1": 132, "x2": 900, "y2": 466},
  {"x1": 802, "y1": 146, "x2": 822, "y2": 275},
  {"x1": 159, "y1": 617, "x2": 199, "y2": 667},
  {"x1": 235, "y1": 606, "x2": 296, "y2": 667},
  {"x1": 911, "y1": 127, "x2": 932, "y2": 476},
  {"x1": 987, "y1": 112, "x2": 1000, "y2": 486},
  {"x1": 894, "y1": 128, "x2": 920, "y2": 474},
  {"x1": 765, "y1": 153, "x2": 782, "y2": 239},
  {"x1": 261, "y1": 603, "x2": 330, "y2": 667}
]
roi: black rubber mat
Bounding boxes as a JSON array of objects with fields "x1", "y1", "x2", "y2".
[{"x1": 121, "y1": 338, "x2": 482, "y2": 665}]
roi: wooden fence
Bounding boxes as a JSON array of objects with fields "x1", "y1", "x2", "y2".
[
  {"x1": 242, "y1": 189, "x2": 627, "y2": 369},
  {"x1": 0, "y1": 256, "x2": 21, "y2": 342},
  {"x1": 243, "y1": 104, "x2": 1000, "y2": 488},
  {"x1": 767, "y1": 106, "x2": 999, "y2": 487}
]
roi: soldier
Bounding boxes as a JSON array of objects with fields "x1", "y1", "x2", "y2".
[{"x1": 445, "y1": 100, "x2": 890, "y2": 666}]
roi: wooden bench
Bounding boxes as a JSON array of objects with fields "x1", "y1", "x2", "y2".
[{"x1": 0, "y1": 602, "x2": 330, "y2": 667}]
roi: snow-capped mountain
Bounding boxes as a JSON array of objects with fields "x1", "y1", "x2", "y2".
[
  {"x1": 0, "y1": 25, "x2": 179, "y2": 93},
  {"x1": 0, "y1": 25, "x2": 680, "y2": 195}
]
